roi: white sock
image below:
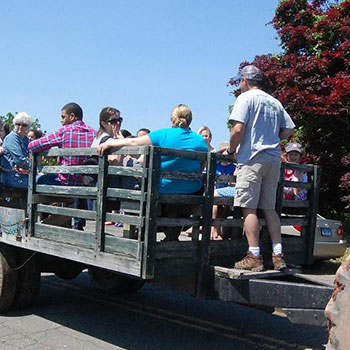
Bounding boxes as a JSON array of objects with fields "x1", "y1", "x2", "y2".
[
  {"x1": 272, "y1": 243, "x2": 283, "y2": 255},
  {"x1": 249, "y1": 247, "x2": 260, "y2": 257}
]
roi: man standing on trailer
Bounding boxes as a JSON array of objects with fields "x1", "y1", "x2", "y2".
[
  {"x1": 28, "y1": 102, "x2": 96, "y2": 230},
  {"x1": 226, "y1": 65, "x2": 295, "y2": 271}
]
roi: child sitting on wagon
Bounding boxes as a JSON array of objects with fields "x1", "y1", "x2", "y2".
[
  {"x1": 283, "y1": 142, "x2": 307, "y2": 201},
  {"x1": 211, "y1": 141, "x2": 237, "y2": 240}
]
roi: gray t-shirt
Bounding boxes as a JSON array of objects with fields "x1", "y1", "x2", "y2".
[{"x1": 229, "y1": 89, "x2": 295, "y2": 164}]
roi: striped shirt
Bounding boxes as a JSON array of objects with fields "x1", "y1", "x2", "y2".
[{"x1": 28, "y1": 120, "x2": 96, "y2": 185}]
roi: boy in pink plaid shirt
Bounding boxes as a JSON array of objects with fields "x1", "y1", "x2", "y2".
[
  {"x1": 29, "y1": 102, "x2": 96, "y2": 230},
  {"x1": 29, "y1": 103, "x2": 96, "y2": 186}
]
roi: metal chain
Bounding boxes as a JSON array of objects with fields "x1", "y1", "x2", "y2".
[
  {"x1": 0, "y1": 219, "x2": 26, "y2": 227},
  {"x1": 0, "y1": 220, "x2": 26, "y2": 235}
]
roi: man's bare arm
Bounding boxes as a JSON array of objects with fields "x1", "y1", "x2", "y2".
[
  {"x1": 98, "y1": 135, "x2": 152, "y2": 156},
  {"x1": 279, "y1": 128, "x2": 295, "y2": 140},
  {"x1": 228, "y1": 121, "x2": 245, "y2": 153}
]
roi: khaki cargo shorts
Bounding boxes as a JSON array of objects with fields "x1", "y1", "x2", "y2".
[{"x1": 234, "y1": 152, "x2": 280, "y2": 210}]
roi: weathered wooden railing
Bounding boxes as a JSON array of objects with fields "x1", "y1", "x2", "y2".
[
  {"x1": 277, "y1": 162, "x2": 321, "y2": 265},
  {"x1": 0, "y1": 146, "x2": 321, "y2": 295},
  {"x1": 207, "y1": 160, "x2": 320, "y2": 269},
  {"x1": 24, "y1": 146, "x2": 149, "y2": 276}
]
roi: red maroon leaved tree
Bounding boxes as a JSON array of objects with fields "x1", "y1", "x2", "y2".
[{"x1": 229, "y1": 0, "x2": 350, "y2": 219}]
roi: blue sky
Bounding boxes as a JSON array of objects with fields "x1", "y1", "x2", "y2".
[{"x1": 0, "y1": 0, "x2": 281, "y2": 148}]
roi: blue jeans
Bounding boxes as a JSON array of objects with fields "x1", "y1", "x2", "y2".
[
  {"x1": 37, "y1": 173, "x2": 61, "y2": 185},
  {"x1": 216, "y1": 186, "x2": 236, "y2": 198},
  {"x1": 36, "y1": 174, "x2": 86, "y2": 229},
  {"x1": 1, "y1": 170, "x2": 28, "y2": 188}
]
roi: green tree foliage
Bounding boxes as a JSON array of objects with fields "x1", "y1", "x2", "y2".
[{"x1": 228, "y1": 0, "x2": 350, "y2": 219}]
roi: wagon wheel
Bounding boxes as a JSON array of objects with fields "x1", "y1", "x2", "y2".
[
  {"x1": 88, "y1": 266, "x2": 145, "y2": 294},
  {"x1": 0, "y1": 243, "x2": 18, "y2": 312},
  {"x1": 12, "y1": 249, "x2": 41, "y2": 309}
]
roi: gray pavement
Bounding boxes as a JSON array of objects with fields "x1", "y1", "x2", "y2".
[{"x1": 0, "y1": 272, "x2": 328, "y2": 350}]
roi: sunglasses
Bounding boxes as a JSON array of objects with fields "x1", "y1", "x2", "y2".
[
  {"x1": 108, "y1": 117, "x2": 123, "y2": 125},
  {"x1": 15, "y1": 123, "x2": 28, "y2": 127}
]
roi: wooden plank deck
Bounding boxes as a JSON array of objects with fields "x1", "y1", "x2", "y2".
[
  {"x1": 210, "y1": 265, "x2": 301, "y2": 280},
  {"x1": 294, "y1": 273, "x2": 335, "y2": 287}
]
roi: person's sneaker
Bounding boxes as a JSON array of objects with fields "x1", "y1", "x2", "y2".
[
  {"x1": 234, "y1": 252, "x2": 264, "y2": 271},
  {"x1": 272, "y1": 253, "x2": 287, "y2": 270}
]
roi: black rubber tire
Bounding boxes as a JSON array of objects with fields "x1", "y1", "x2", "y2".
[
  {"x1": 0, "y1": 243, "x2": 18, "y2": 312},
  {"x1": 54, "y1": 261, "x2": 84, "y2": 280},
  {"x1": 88, "y1": 266, "x2": 145, "y2": 294},
  {"x1": 12, "y1": 249, "x2": 41, "y2": 309}
]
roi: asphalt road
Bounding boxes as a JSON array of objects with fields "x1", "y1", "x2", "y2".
[{"x1": 0, "y1": 272, "x2": 328, "y2": 350}]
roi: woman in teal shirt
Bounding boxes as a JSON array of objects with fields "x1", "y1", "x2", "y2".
[{"x1": 98, "y1": 104, "x2": 208, "y2": 194}]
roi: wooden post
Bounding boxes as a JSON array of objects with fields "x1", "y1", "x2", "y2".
[
  {"x1": 275, "y1": 161, "x2": 285, "y2": 217},
  {"x1": 95, "y1": 152, "x2": 108, "y2": 253},
  {"x1": 196, "y1": 151, "x2": 216, "y2": 297},
  {"x1": 305, "y1": 165, "x2": 321, "y2": 265},
  {"x1": 136, "y1": 146, "x2": 150, "y2": 261},
  {"x1": 27, "y1": 151, "x2": 38, "y2": 237},
  {"x1": 138, "y1": 148, "x2": 150, "y2": 243},
  {"x1": 142, "y1": 146, "x2": 161, "y2": 279},
  {"x1": 191, "y1": 214, "x2": 200, "y2": 241}
]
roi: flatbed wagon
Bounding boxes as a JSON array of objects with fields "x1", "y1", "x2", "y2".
[{"x1": 0, "y1": 146, "x2": 333, "y2": 326}]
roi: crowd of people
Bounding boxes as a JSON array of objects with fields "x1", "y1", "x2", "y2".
[{"x1": 0, "y1": 65, "x2": 308, "y2": 271}]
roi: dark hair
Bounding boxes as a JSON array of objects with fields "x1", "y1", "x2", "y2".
[
  {"x1": 246, "y1": 79, "x2": 261, "y2": 88},
  {"x1": 98, "y1": 107, "x2": 120, "y2": 136},
  {"x1": 28, "y1": 129, "x2": 43, "y2": 139},
  {"x1": 137, "y1": 128, "x2": 150, "y2": 135},
  {"x1": 121, "y1": 129, "x2": 132, "y2": 138},
  {"x1": 62, "y1": 102, "x2": 83, "y2": 120},
  {"x1": 3, "y1": 123, "x2": 10, "y2": 136}
]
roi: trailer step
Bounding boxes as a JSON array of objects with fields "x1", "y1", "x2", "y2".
[
  {"x1": 294, "y1": 273, "x2": 335, "y2": 287},
  {"x1": 209, "y1": 265, "x2": 301, "y2": 280}
]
